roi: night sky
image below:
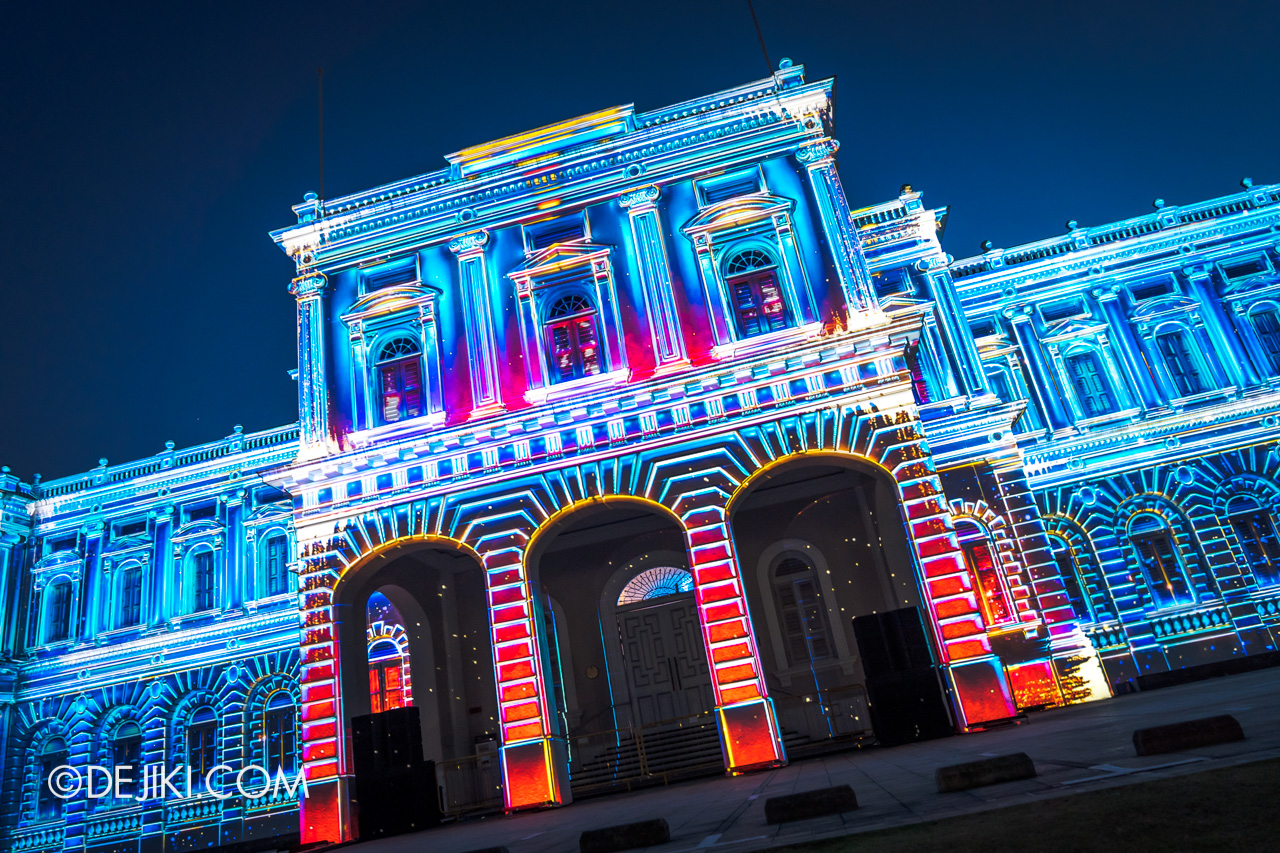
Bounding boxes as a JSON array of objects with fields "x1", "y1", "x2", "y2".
[{"x1": 2, "y1": 1, "x2": 1276, "y2": 482}]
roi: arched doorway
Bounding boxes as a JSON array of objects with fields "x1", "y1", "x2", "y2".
[
  {"x1": 729, "y1": 456, "x2": 951, "y2": 751},
  {"x1": 525, "y1": 499, "x2": 722, "y2": 793},
  {"x1": 332, "y1": 541, "x2": 501, "y2": 816}
]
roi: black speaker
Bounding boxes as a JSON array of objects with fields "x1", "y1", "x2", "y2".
[
  {"x1": 352, "y1": 705, "x2": 423, "y2": 776},
  {"x1": 853, "y1": 606, "x2": 954, "y2": 746},
  {"x1": 352, "y1": 707, "x2": 440, "y2": 840}
]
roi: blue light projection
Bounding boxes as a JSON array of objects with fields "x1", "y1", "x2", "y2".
[{"x1": 1, "y1": 62, "x2": 1278, "y2": 850}]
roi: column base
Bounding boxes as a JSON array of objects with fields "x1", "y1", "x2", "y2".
[
  {"x1": 501, "y1": 737, "x2": 572, "y2": 811},
  {"x1": 299, "y1": 775, "x2": 355, "y2": 845},
  {"x1": 717, "y1": 697, "x2": 787, "y2": 772}
]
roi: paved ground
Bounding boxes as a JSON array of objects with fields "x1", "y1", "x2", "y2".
[{"x1": 346, "y1": 668, "x2": 1280, "y2": 853}]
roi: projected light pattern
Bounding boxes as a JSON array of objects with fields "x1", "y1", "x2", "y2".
[{"x1": 3, "y1": 61, "x2": 1280, "y2": 852}]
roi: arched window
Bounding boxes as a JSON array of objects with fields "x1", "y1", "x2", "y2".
[
  {"x1": 112, "y1": 722, "x2": 142, "y2": 799},
  {"x1": 376, "y1": 337, "x2": 424, "y2": 424},
  {"x1": 957, "y1": 522, "x2": 1014, "y2": 625},
  {"x1": 1063, "y1": 349, "x2": 1115, "y2": 417},
  {"x1": 189, "y1": 549, "x2": 215, "y2": 613},
  {"x1": 1250, "y1": 307, "x2": 1280, "y2": 374},
  {"x1": 263, "y1": 693, "x2": 296, "y2": 775},
  {"x1": 1128, "y1": 512, "x2": 1193, "y2": 607},
  {"x1": 36, "y1": 737, "x2": 68, "y2": 820},
  {"x1": 772, "y1": 555, "x2": 834, "y2": 666},
  {"x1": 723, "y1": 249, "x2": 789, "y2": 338},
  {"x1": 1155, "y1": 328, "x2": 1205, "y2": 397},
  {"x1": 118, "y1": 565, "x2": 142, "y2": 629},
  {"x1": 544, "y1": 294, "x2": 602, "y2": 383},
  {"x1": 1047, "y1": 534, "x2": 1091, "y2": 620},
  {"x1": 1226, "y1": 495, "x2": 1280, "y2": 586},
  {"x1": 45, "y1": 581, "x2": 73, "y2": 643},
  {"x1": 617, "y1": 567, "x2": 694, "y2": 605},
  {"x1": 368, "y1": 639, "x2": 407, "y2": 714},
  {"x1": 186, "y1": 708, "x2": 217, "y2": 780},
  {"x1": 262, "y1": 534, "x2": 290, "y2": 598}
]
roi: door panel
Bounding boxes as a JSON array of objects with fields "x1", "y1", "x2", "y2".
[{"x1": 618, "y1": 594, "x2": 713, "y2": 725}]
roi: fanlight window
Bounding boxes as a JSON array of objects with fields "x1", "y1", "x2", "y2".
[
  {"x1": 377, "y1": 337, "x2": 424, "y2": 425},
  {"x1": 617, "y1": 567, "x2": 694, "y2": 605},
  {"x1": 723, "y1": 249, "x2": 789, "y2": 338},
  {"x1": 544, "y1": 293, "x2": 602, "y2": 383},
  {"x1": 1128, "y1": 512, "x2": 1193, "y2": 607},
  {"x1": 263, "y1": 692, "x2": 296, "y2": 775},
  {"x1": 772, "y1": 555, "x2": 834, "y2": 666},
  {"x1": 724, "y1": 248, "x2": 774, "y2": 276},
  {"x1": 1227, "y1": 494, "x2": 1280, "y2": 586}
]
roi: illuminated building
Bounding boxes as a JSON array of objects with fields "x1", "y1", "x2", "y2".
[{"x1": 2, "y1": 61, "x2": 1279, "y2": 849}]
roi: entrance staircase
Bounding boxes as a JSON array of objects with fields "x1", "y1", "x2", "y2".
[{"x1": 568, "y1": 716, "x2": 723, "y2": 796}]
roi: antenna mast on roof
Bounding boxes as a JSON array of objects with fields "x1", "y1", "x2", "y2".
[{"x1": 747, "y1": 0, "x2": 773, "y2": 78}]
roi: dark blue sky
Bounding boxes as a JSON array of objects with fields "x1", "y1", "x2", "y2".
[{"x1": 2, "y1": 1, "x2": 1276, "y2": 481}]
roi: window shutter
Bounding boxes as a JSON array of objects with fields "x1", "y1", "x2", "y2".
[
  {"x1": 576, "y1": 318, "x2": 600, "y2": 376},
  {"x1": 380, "y1": 364, "x2": 402, "y2": 422},
  {"x1": 732, "y1": 280, "x2": 762, "y2": 336},
  {"x1": 401, "y1": 359, "x2": 423, "y2": 418},
  {"x1": 757, "y1": 274, "x2": 788, "y2": 331},
  {"x1": 551, "y1": 323, "x2": 575, "y2": 381}
]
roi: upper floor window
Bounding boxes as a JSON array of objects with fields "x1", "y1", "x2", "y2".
[
  {"x1": 376, "y1": 337, "x2": 424, "y2": 424},
  {"x1": 1047, "y1": 535, "x2": 1091, "y2": 620},
  {"x1": 190, "y1": 549, "x2": 215, "y2": 613},
  {"x1": 45, "y1": 581, "x2": 73, "y2": 643},
  {"x1": 1227, "y1": 495, "x2": 1280, "y2": 586},
  {"x1": 368, "y1": 639, "x2": 408, "y2": 714},
  {"x1": 1251, "y1": 307, "x2": 1280, "y2": 374},
  {"x1": 771, "y1": 555, "x2": 834, "y2": 666},
  {"x1": 1155, "y1": 328, "x2": 1205, "y2": 397},
  {"x1": 957, "y1": 523, "x2": 1015, "y2": 625},
  {"x1": 1128, "y1": 512, "x2": 1193, "y2": 608},
  {"x1": 263, "y1": 693, "x2": 296, "y2": 775},
  {"x1": 724, "y1": 249, "x2": 789, "y2": 338},
  {"x1": 118, "y1": 564, "x2": 142, "y2": 629},
  {"x1": 37, "y1": 737, "x2": 68, "y2": 820},
  {"x1": 1064, "y1": 350, "x2": 1115, "y2": 418},
  {"x1": 544, "y1": 294, "x2": 602, "y2": 383},
  {"x1": 263, "y1": 534, "x2": 289, "y2": 598},
  {"x1": 112, "y1": 722, "x2": 143, "y2": 800},
  {"x1": 186, "y1": 708, "x2": 217, "y2": 780}
]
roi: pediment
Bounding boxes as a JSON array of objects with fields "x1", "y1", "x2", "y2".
[
  {"x1": 1130, "y1": 295, "x2": 1199, "y2": 321},
  {"x1": 682, "y1": 194, "x2": 793, "y2": 236},
  {"x1": 103, "y1": 535, "x2": 150, "y2": 555},
  {"x1": 34, "y1": 551, "x2": 82, "y2": 572},
  {"x1": 1042, "y1": 317, "x2": 1107, "y2": 340},
  {"x1": 173, "y1": 519, "x2": 223, "y2": 540},
  {"x1": 1220, "y1": 273, "x2": 1280, "y2": 298},
  {"x1": 341, "y1": 284, "x2": 439, "y2": 326},
  {"x1": 879, "y1": 294, "x2": 931, "y2": 313},
  {"x1": 508, "y1": 240, "x2": 611, "y2": 279}
]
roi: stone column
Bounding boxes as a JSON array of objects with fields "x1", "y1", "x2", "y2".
[
  {"x1": 449, "y1": 231, "x2": 503, "y2": 413},
  {"x1": 619, "y1": 185, "x2": 687, "y2": 368},
  {"x1": 226, "y1": 491, "x2": 245, "y2": 611},
  {"x1": 1185, "y1": 264, "x2": 1260, "y2": 389},
  {"x1": 1095, "y1": 285, "x2": 1160, "y2": 410},
  {"x1": 1008, "y1": 307, "x2": 1072, "y2": 430},
  {"x1": 290, "y1": 272, "x2": 333, "y2": 455},
  {"x1": 796, "y1": 139, "x2": 879, "y2": 322},
  {"x1": 151, "y1": 505, "x2": 173, "y2": 626},
  {"x1": 922, "y1": 265, "x2": 989, "y2": 397}
]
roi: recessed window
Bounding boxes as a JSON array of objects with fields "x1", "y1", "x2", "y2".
[
  {"x1": 186, "y1": 708, "x2": 217, "y2": 782},
  {"x1": 1064, "y1": 350, "x2": 1115, "y2": 417},
  {"x1": 118, "y1": 565, "x2": 142, "y2": 629},
  {"x1": 264, "y1": 693, "x2": 296, "y2": 775},
  {"x1": 37, "y1": 737, "x2": 68, "y2": 819},
  {"x1": 46, "y1": 581, "x2": 73, "y2": 643},
  {"x1": 377, "y1": 337, "x2": 424, "y2": 424},
  {"x1": 1227, "y1": 495, "x2": 1280, "y2": 586},
  {"x1": 368, "y1": 639, "x2": 407, "y2": 714},
  {"x1": 1250, "y1": 308, "x2": 1280, "y2": 374},
  {"x1": 1129, "y1": 513, "x2": 1193, "y2": 608},
  {"x1": 772, "y1": 555, "x2": 834, "y2": 666},
  {"x1": 1155, "y1": 329, "x2": 1206, "y2": 396},
  {"x1": 958, "y1": 524, "x2": 1014, "y2": 625},
  {"x1": 544, "y1": 294, "x2": 603, "y2": 383},
  {"x1": 617, "y1": 567, "x2": 694, "y2": 605},
  {"x1": 724, "y1": 249, "x2": 789, "y2": 338},
  {"x1": 112, "y1": 722, "x2": 143, "y2": 800},
  {"x1": 264, "y1": 535, "x2": 289, "y2": 598},
  {"x1": 1047, "y1": 535, "x2": 1091, "y2": 620},
  {"x1": 190, "y1": 550, "x2": 215, "y2": 613}
]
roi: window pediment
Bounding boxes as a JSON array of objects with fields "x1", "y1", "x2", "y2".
[
  {"x1": 1042, "y1": 317, "x2": 1108, "y2": 343},
  {"x1": 681, "y1": 193, "x2": 793, "y2": 238},
  {"x1": 1129, "y1": 295, "x2": 1199, "y2": 321},
  {"x1": 173, "y1": 519, "x2": 223, "y2": 541},
  {"x1": 508, "y1": 241, "x2": 610, "y2": 284},
  {"x1": 34, "y1": 551, "x2": 82, "y2": 573},
  {"x1": 103, "y1": 535, "x2": 150, "y2": 555},
  {"x1": 341, "y1": 284, "x2": 439, "y2": 328}
]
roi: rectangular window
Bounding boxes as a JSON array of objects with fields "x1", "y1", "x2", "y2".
[
  {"x1": 1156, "y1": 331, "x2": 1205, "y2": 397},
  {"x1": 47, "y1": 583, "x2": 72, "y2": 642},
  {"x1": 120, "y1": 569, "x2": 142, "y2": 628},
  {"x1": 963, "y1": 541, "x2": 1014, "y2": 624},
  {"x1": 265, "y1": 707, "x2": 295, "y2": 774},
  {"x1": 1132, "y1": 531, "x2": 1192, "y2": 607},
  {"x1": 188, "y1": 723, "x2": 217, "y2": 779},
  {"x1": 1253, "y1": 310, "x2": 1280, "y2": 374},
  {"x1": 193, "y1": 551, "x2": 215, "y2": 612},
  {"x1": 1065, "y1": 351, "x2": 1115, "y2": 417},
  {"x1": 731, "y1": 272, "x2": 788, "y2": 338},
  {"x1": 1230, "y1": 511, "x2": 1280, "y2": 586},
  {"x1": 265, "y1": 536, "x2": 289, "y2": 597}
]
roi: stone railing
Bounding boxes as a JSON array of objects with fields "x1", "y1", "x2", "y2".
[
  {"x1": 85, "y1": 808, "x2": 143, "y2": 841},
  {"x1": 1148, "y1": 606, "x2": 1232, "y2": 640},
  {"x1": 1083, "y1": 622, "x2": 1127, "y2": 650},
  {"x1": 244, "y1": 785, "x2": 299, "y2": 814},
  {"x1": 165, "y1": 795, "x2": 222, "y2": 826},
  {"x1": 9, "y1": 823, "x2": 64, "y2": 853}
]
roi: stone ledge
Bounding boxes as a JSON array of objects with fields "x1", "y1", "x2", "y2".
[
  {"x1": 1133, "y1": 715, "x2": 1245, "y2": 756},
  {"x1": 764, "y1": 785, "x2": 858, "y2": 824},
  {"x1": 936, "y1": 752, "x2": 1037, "y2": 792}
]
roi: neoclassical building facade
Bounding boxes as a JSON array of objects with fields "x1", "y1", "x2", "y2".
[{"x1": 1, "y1": 62, "x2": 1278, "y2": 850}]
